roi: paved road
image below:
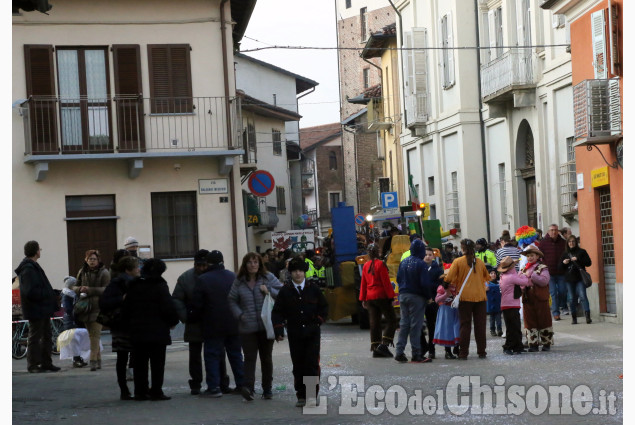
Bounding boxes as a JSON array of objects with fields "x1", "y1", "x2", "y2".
[{"x1": 12, "y1": 318, "x2": 623, "y2": 424}]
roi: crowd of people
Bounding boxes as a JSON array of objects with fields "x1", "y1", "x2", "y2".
[{"x1": 14, "y1": 222, "x2": 591, "y2": 406}]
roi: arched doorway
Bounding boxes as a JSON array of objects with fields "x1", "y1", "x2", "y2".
[{"x1": 515, "y1": 120, "x2": 537, "y2": 228}]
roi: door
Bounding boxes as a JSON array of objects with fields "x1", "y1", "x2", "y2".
[
  {"x1": 598, "y1": 187, "x2": 616, "y2": 313},
  {"x1": 67, "y1": 219, "x2": 117, "y2": 276},
  {"x1": 525, "y1": 177, "x2": 537, "y2": 228},
  {"x1": 56, "y1": 47, "x2": 113, "y2": 153}
]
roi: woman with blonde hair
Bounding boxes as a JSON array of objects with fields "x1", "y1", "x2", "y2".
[
  {"x1": 73, "y1": 249, "x2": 110, "y2": 371},
  {"x1": 228, "y1": 252, "x2": 283, "y2": 401}
]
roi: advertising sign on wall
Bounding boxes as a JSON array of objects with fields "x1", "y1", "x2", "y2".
[{"x1": 271, "y1": 229, "x2": 315, "y2": 251}]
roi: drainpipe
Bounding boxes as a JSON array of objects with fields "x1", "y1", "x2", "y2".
[
  {"x1": 388, "y1": 0, "x2": 407, "y2": 128},
  {"x1": 474, "y1": 0, "x2": 491, "y2": 239},
  {"x1": 342, "y1": 124, "x2": 360, "y2": 211},
  {"x1": 220, "y1": 0, "x2": 239, "y2": 271}
]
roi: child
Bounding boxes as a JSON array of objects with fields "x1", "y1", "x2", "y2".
[
  {"x1": 485, "y1": 266, "x2": 502, "y2": 337},
  {"x1": 61, "y1": 276, "x2": 88, "y2": 368},
  {"x1": 432, "y1": 275, "x2": 460, "y2": 359},
  {"x1": 498, "y1": 256, "x2": 531, "y2": 355},
  {"x1": 272, "y1": 257, "x2": 328, "y2": 408}
]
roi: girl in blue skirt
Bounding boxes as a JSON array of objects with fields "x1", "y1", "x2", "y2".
[{"x1": 432, "y1": 277, "x2": 460, "y2": 359}]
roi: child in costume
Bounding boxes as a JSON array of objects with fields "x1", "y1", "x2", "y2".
[
  {"x1": 485, "y1": 266, "x2": 502, "y2": 337},
  {"x1": 432, "y1": 271, "x2": 460, "y2": 359}
]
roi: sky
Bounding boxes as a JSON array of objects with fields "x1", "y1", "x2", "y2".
[{"x1": 239, "y1": 0, "x2": 341, "y2": 128}]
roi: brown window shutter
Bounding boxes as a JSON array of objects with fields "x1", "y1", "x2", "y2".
[
  {"x1": 113, "y1": 45, "x2": 145, "y2": 151},
  {"x1": 148, "y1": 44, "x2": 192, "y2": 113},
  {"x1": 24, "y1": 44, "x2": 58, "y2": 153}
]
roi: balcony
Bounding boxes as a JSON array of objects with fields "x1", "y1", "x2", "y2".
[
  {"x1": 480, "y1": 50, "x2": 537, "y2": 106},
  {"x1": 19, "y1": 95, "x2": 243, "y2": 160},
  {"x1": 573, "y1": 79, "x2": 621, "y2": 145},
  {"x1": 405, "y1": 93, "x2": 428, "y2": 134},
  {"x1": 304, "y1": 208, "x2": 318, "y2": 228},
  {"x1": 302, "y1": 176, "x2": 315, "y2": 192},
  {"x1": 254, "y1": 206, "x2": 279, "y2": 232},
  {"x1": 301, "y1": 160, "x2": 314, "y2": 175}
]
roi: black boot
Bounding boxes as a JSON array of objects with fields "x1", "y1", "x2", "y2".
[
  {"x1": 445, "y1": 347, "x2": 457, "y2": 359},
  {"x1": 585, "y1": 311, "x2": 592, "y2": 324},
  {"x1": 120, "y1": 383, "x2": 133, "y2": 400},
  {"x1": 571, "y1": 313, "x2": 577, "y2": 324}
]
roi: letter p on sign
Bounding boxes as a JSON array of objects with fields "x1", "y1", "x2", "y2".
[{"x1": 381, "y1": 192, "x2": 398, "y2": 209}]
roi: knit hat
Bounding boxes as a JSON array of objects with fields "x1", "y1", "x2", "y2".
[
  {"x1": 206, "y1": 250, "x2": 224, "y2": 265},
  {"x1": 63, "y1": 276, "x2": 77, "y2": 288},
  {"x1": 124, "y1": 236, "x2": 139, "y2": 249}
]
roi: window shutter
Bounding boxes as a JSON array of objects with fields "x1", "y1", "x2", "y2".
[
  {"x1": 591, "y1": 9, "x2": 607, "y2": 79},
  {"x1": 413, "y1": 28, "x2": 428, "y2": 121},
  {"x1": 447, "y1": 11, "x2": 455, "y2": 87},
  {"x1": 516, "y1": 0, "x2": 525, "y2": 47},
  {"x1": 24, "y1": 44, "x2": 58, "y2": 153},
  {"x1": 487, "y1": 10, "x2": 496, "y2": 62},
  {"x1": 113, "y1": 45, "x2": 145, "y2": 151},
  {"x1": 148, "y1": 44, "x2": 192, "y2": 113},
  {"x1": 438, "y1": 16, "x2": 445, "y2": 88},
  {"x1": 403, "y1": 31, "x2": 415, "y2": 125}
]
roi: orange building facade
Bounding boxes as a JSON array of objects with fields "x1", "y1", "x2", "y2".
[{"x1": 547, "y1": 0, "x2": 623, "y2": 322}]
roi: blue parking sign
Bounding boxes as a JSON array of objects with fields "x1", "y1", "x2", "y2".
[{"x1": 381, "y1": 192, "x2": 398, "y2": 209}]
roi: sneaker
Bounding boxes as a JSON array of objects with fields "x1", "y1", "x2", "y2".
[
  {"x1": 73, "y1": 360, "x2": 86, "y2": 368},
  {"x1": 561, "y1": 308, "x2": 570, "y2": 316},
  {"x1": 445, "y1": 351, "x2": 457, "y2": 359},
  {"x1": 241, "y1": 387, "x2": 254, "y2": 401},
  {"x1": 410, "y1": 355, "x2": 425, "y2": 363},
  {"x1": 262, "y1": 389, "x2": 273, "y2": 400},
  {"x1": 202, "y1": 388, "x2": 222, "y2": 398},
  {"x1": 541, "y1": 345, "x2": 551, "y2": 352},
  {"x1": 373, "y1": 344, "x2": 394, "y2": 358},
  {"x1": 478, "y1": 354, "x2": 487, "y2": 359},
  {"x1": 295, "y1": 398, "x2": 306, "y2": 407},
  {"x1": 490, "y1": 330, "x2": 497, "y2": 337},
  {"x1": 394, "y1": 353, "x2": 408, "y2": 363},
  {"x1": 553, "y1": 315, "x2": 561, "y2": 321},
  {"x1": 428, "y1": 352, "x2": 435, "y2": 359},
  {"x1": 503, "y1": 349, "x2": 514, "y2": 355},
  {"x1": 497, "y1": 330, "x2": 503, "y2": 337},
  {"x1": 126, "y1": 368, "x2": 134, "y2": 381}
]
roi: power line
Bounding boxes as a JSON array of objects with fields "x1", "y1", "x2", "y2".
[{"x1": 241, "y1": 44, "x2": 570, "y2": 53}]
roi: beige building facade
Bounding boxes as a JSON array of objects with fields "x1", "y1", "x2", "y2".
[{"x1": 12, "y1": 0, "x2": 255, "y2": 288}]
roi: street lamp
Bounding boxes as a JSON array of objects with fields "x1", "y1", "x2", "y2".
[{"x1": 365, "y1": 214, "x2": 373, "y2": 244}]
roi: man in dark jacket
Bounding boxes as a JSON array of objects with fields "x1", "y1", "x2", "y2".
[
  {"x1": 15, "y1": 240, "x2": 60, "y2": 373},
  {"x1": 272, "y1": 257, "x2": 328, "y2": 408},
  {"x1": 395, "y1": 239, "x2": 434, "y2": 363},
  {"x1": 123, "y1": 258, "x2": 179, "y2": 401},
  {"x1": 190, "y1": 250, "x2": 244, "y2": 398},
  {"x1": 538, "y1": 224, "x2": 568, "y2": 320},
  {"x1": 172, "y1": 249, "x2": 228, "y2": 395}
]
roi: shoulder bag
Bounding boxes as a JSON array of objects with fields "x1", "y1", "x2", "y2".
[
  {"x1": 570, "y1": 254, "x2": 592, "y2": 288},
  {"x1": 451, "y1": 265, "x2": 473, "y2": 309}
]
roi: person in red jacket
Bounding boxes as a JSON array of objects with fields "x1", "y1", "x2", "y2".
[{"x1": 360, "y1": 244, "x2": 397, "y2": 358}]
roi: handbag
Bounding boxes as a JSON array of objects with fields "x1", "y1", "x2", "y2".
[
  {"x1": 451, "y1": 265, "x2": 473, "y2": 309},
  {"x1": 73, "y1": 296, "x2": 92, "y2": 321},
  {"x1": 570, "y1": 254, "x2": 592, "y2": 288},
  {"x1": 261, "y1": 293, "x2": 276, "y2": 340},
  {"x1": 96, "y1": 307, "x2": 122, "y2": 329}
]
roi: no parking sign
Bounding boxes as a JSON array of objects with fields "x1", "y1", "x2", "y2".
[
  {"x1": 354, "y1": 214, "x2": 366, "y2": 226},
  {"x1": 248, "y1": 170, "x2": 275, "y2": 197}
]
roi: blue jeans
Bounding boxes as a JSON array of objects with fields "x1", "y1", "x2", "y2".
[
  {"x1": 549, "y1": 275, "x2": 568, "y2": 316},
  {"x1": 396, "y1": 293, "x2": 425, "y2": 357},
  {"x1": 489, "y1": 312, "x2": 502, "y2": 332},
  {"x1": 567, "y1": 281, "x2": 590, "y2": 314},
  {"x1": 203, "y1": 335, "x2": 244, "y2": 391}
]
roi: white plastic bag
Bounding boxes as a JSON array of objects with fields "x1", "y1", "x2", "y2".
[{"x1": 261, "y1": 294, "x2": 275, "y2": 340}]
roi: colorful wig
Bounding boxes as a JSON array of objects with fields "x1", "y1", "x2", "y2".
[{"x1": 515, "y1": 225, "x2": 538, "y2": 247}]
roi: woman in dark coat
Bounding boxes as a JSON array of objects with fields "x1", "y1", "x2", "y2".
[
  {"x1": 100, "y1": 255, "x2": 139, "y2": 400},
  {"x1": 559, "y1": 235, "x2": 592, "y2": 324},
  {"x1": 122, "y1": 258, "x2": 179, "y2": 401}
]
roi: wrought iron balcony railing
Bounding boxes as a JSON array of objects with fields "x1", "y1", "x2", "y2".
[
  {"x1": 20, "y1": 95, "x2": 241, "y2": 156},
  {"x1": 480, "y1": 50, "x2": 536, "y2": 100}
]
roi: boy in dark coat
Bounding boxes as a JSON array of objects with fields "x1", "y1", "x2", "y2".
[
  {"x1": 485, "y1": 265, "x2": 503, "y2": 337},
  {"x1": 272, "y1": 257, "x2": 328, "y2": 408}
]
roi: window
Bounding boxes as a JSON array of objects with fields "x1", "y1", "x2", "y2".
[
  {"x1": 498, "y1": 163, "x2": 507, "y2": 224},
  {"x1": 272, "y1": 129, "x2": 282, "y2": 155},
  {"x1": 440, "y1": 13, "x2": 455, "y2": 89},
  {"x1": 276, "y1": 186, "x2": 286, "y2": 214},
  {"x1": 56, "y1": 47, "x2": 112, "y2": 151},
  {"x1": 559, "y1": 137, "x2": 577, "y2": 214},
  {"x1": 428, "y1": 176, "x2": 435, "y2": 196},
  {"x1": 363, "y1": 67, "x2": 370, "y2": 89},
  {"x1": 487, "y1": 7, "x2": 504, "y2": 61},
  {"x1": 430, "y1": 204, "x2": 437, "y2": 220},
  {"x1": 360, "y1": 7, "x2": 367, "y2": 41},
  {"x1": 151, "y1": 191, "x2": 198, "y2": 259},
  {"x1": 329, "y1": 151, "x2": 337, "y2": 170},
  {"x1": 329, "y1": 192, "x2": 341, "y2": 210},
  {"x1": 345, "y1": 0, "x2": 351, "y2": 8},
  {"x1": 446, "y1": 171, "x2": 460, "y2": 228},
  {"x1": 147, "y1": 44, "x2": 193, "y2": 113}
]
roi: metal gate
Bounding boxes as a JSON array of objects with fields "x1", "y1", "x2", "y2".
[{"x1": 599, "y1": 187, "x2": 616, "y2": 313}]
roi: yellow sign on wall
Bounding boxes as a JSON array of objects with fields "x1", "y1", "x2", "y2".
[{"x1": 591, "y1": 166, "x2": 610, "y2": 188}]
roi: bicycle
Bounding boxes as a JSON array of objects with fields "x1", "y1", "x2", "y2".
[{"x1": 12, "y1": 317, "x2": 64, "y2": 359}]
